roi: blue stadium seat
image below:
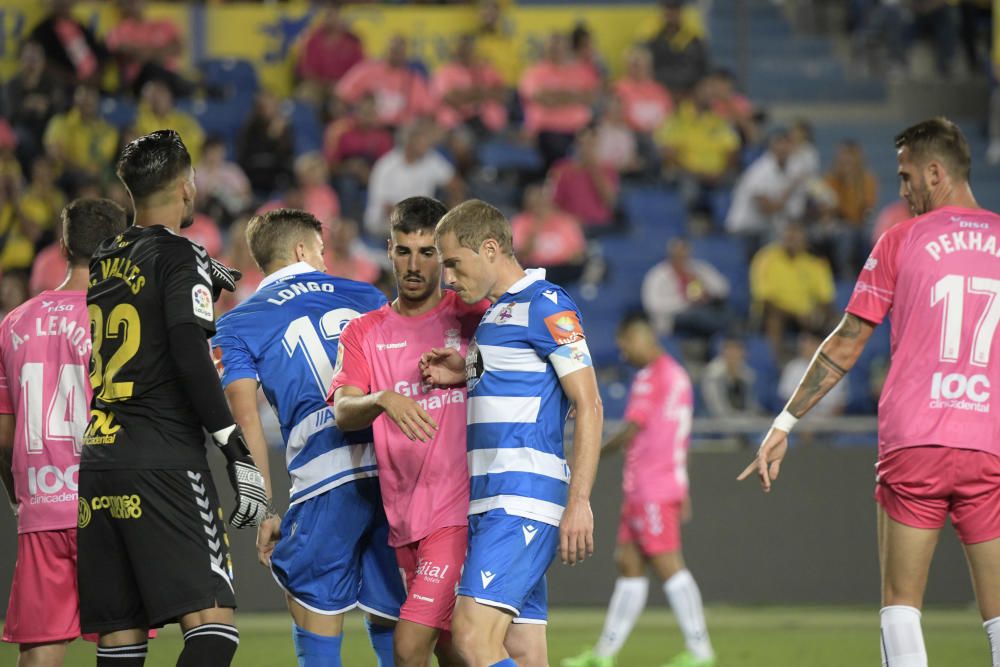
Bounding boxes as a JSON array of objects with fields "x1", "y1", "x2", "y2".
[
  {"x1": 200, "y1": 58, "x2": 259, "y2": 98},
  {"x1": 621, "y1": 187, "x2": 686, "y2": 242},
  {"x1": 691, "y1": 236, "x2": 751, "y2": 315},
  {"x1": 177, "y1": 98, "x2": 252, "y2": 144},
  {"x1": 280, "y1": 100, "x2": 323, "y2": 156},
  {"x1": 835, "y1": 280, "x2": 856, "y2": 311},
  {"x1": 100, "y1": 97, "x2": 136, "y2": 129},
  {"x1": 477, "y1": 139, "x2": 543, "y2": 172}
]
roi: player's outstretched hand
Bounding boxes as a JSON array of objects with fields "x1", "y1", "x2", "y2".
[
  {"x1": 256, "y1": 514, "x2": 281, "y2": 567},
  {"x1": 559, "y1": 497, "x2": 594, "y2": 566},
  {"x1": 419, "y1": 347, "x2": 466, "y2": 387},
  {"x1": 210, "y1": 258, "x2": 242, "y2": 302},
  {"x1": 377, "y1": 391, "x2": 438, "y2": 442},
  {"x1": 737, "y1": 425, "x2": 790, "y2": 493},
  {"x1": 227, "y1": 457, "x2": 268, "y2": 528}
]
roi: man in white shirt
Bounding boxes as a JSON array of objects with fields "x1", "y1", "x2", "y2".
[
  {"x1": 363, "y1": 119, "x2": 464, "y2": 237},
  {"x1": 640, "y1": 238, "x2": 730, "y2": 337}
]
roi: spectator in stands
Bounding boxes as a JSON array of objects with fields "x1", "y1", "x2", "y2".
[
  {"x1": 822, "y1": 140, "x2": 878, "y2": 275},
  {"x1": 646, "y1": 0, "x2": 710, "y2": 96},
  {"x1": 18, "y1": 155, "x2": 64, "y2": 250},
  {"x1": 215, "y1": 216, "x2": 264, "y2": 314},
  {"x1": 336, "y1": 35, "x2": 433, "y2": 129},
  {"x1": 0, "y1": 272, "x2": 29, "y2": 321},
  {"x1": 549, "y1": 125, "x2": 620, "y2": 232},
  {"x1": 519, "y1": 32, "x2": 600, "y2": 169},
  {"x1": 237, "y1": 90, "x2": 295, "y2": 197},
  {"x1": 0, "y1": 178, "x2": 35, "y2": 272},
  {"x1": 29, "y1": 228, "x2": 66, "y2": 296},
  {"x1": 989, "y1": 62, "x2": 1000, "y2": 165},
  {"x1": 295, "y1": 152, "x2": 340, "y2": 225},
  {"x1": 106, "y1": 0, "x2": 185, "y2": 96},
  {"x1": 0, "y1": 127, "x2": 22, "y2": 194},
  {"x1": 324, "y1": 93, "x2": 394, "y2": 173},
  {"x1": 1, "y1": 41, "x2": 65, "y2": 169},
  {"x1": 750, "y1": 222, "x2": 835, "y2": 359},
  {"x1": 474, "y1": 0, "x2": 521, "y2": 88},
  {"x1": 726, "y1": 129, "x2": 808, "y2": 250},
  {"x1": 641, "y1": 237, "x2": 731, "y2": 337},
  {"x1": 614, "y1": 45, "x2": 673, "y2": 137},
  {"x1": 511, "y1": 183, "x2": 587, "y2": 284},
  {"x1": 852, "y1": 0, "x2": 908, "y2": 78},
  {"x1": 180, "y1": 212, "x2": 223, "y2": 258},
  {"x1": 26, "y1": 0, "x2": 108, "y2": 86},
  {"x1": 778, "y1": 331, "x2": 847, "y2": 420},
  {"x1": 295, "y1": 4, "x2": 364, "y2": 105},
  {"x1": 706, "y1": 68, "x2": 759, "y2": 147},
  {"x1": 871, "y1": 199, "x2": 910, "y2": 242},
  {"x1": 134, "y1": 78, "x2": 204, "y2": 163},
  {"x1": 323, "y1": 217, "x2": 380, "y2": 284},
  {"x1": 788, "y1": 119, "x2": 820, "y2": 184},
  {"x1": 658, "y1": 76, "x2": 740, "y2": 217},
  {"x1": 913, "y1": 0, "x2": 960, "y2": 77},
  {"x1": 594, "y1": 97, "x2": 641, "y2": 175},
  {"x1": 432, "y1": 34, "x2": 508, "y2": 135},
  {"x1": 43, "y1": 83, "x2": 118, "y2": 185},
  {"x1": 701, "y1": 336, "x2": 761, "y2": 420},
  {"x1": 194, "y1": 136, "x2": 251, "y2": 228},
  {"x1": 363, "y1": 119, "x2": 462, "y2": 237},
  {"x1": 570, "y1": 23, "x2": 607, "y2": 83}
]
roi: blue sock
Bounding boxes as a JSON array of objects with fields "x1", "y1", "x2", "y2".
[
  {"x1": 365, "y1": 618, "x2": 395, "y2": 667},
  {"x1": 291, "y1": 623, "x2": 343, "y2": 667},
  {"x1": 489, "y1": 661, "x2": 518, "y2": 667}
]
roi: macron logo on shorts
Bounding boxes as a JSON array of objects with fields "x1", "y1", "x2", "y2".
[
  {"x1": 481, "y1": 570, "x2": 496, "y2": 588},
  {"x1": 522, "y1": 524, "x2": 537, "y2": 546}
]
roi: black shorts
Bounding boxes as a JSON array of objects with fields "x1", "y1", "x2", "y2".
[{"x1": 77, "y1": 468, "x2": 237, "y2": 633}]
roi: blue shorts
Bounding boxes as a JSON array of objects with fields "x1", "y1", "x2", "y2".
[
  {"x1": 270, "y1": 478, "x2": 404, "y2": 619},
  {"x1": 457, "y1": 509, "x2": 559, "y2": 624}
]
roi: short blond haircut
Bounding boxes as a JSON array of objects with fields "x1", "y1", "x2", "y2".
[
  {"x1": 434, "y1": 199, "x2": 513, "y2": 255},
  {"x1": 246, "y1": 208, "x2": 322, "y2": 271}
]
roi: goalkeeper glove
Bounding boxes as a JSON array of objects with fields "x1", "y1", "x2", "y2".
[
  {"x1": 214, "y1": 426, "x2": 268, "y2": 529},
  {"x1": 210, "y1": 258, "x2": 242, "y2": 302}
]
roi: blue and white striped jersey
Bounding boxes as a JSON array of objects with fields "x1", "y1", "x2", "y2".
[
  {"x1": 212, "y1": 262, "x2": 387, "y2": 506},
  {"x1": 465, "y1": 269, "x2": 588, "y2": 527}
]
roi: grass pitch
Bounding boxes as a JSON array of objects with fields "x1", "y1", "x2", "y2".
[{"x1": 0, "y1": 606, "x2": 986, "y2": 666}]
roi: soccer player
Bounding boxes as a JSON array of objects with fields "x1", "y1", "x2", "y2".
[
  {"x1": 330, "y1": 196, "x2": 485, "y2": 667},
  {"x1": 211, "y1": 208, "x2": 405, "y2": 667},
  {"x1": 563, "y1": 312, "x2": 714, "y2": 667},
  {"x1": 420, "y1": 199, "x2": 604, "y2": 667},
  {"x1": 739, "y1": 117, "x2": 1000, "y2": 667},
  {"x1": 79, "y1": 130, "x2": 268, "y2": 667},
  {"x1": 0, "y1": 198, "x2": 127, "y2": 667}
]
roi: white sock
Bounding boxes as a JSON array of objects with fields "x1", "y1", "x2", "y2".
[
  {"x1": 984, "y1": 616, "x2": 1000, "y2": 667},
  {"x1": 664, "y1": 569, "x2": 714, "y2": 660},
  {"x1": 593, "y1": 577, "x2": 648, "y2": 658},
  {"x1": 880, "y1": 606, "x2": 927, "y2": 667}
]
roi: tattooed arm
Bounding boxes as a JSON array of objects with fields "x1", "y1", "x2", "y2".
[{"x1": 738, "y1": 313, "x2": 876, "y2": 491}]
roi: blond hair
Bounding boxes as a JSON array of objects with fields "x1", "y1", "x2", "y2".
[
  {"x1": 434, "y1": 199, "x2": 513, "y2": 255},
  {"x1": 246, "y1": 208, "x2": 322, "y2": 271}
]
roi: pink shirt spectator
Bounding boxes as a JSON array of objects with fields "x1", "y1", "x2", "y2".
[
  {"x1": 712, "y1": 93, "x2": 754, "y2": 124},
  {"x1": 846, "y1": 206, "x2": 1000, "y2": 459},
  {"x1": 323, "y1": 118, "x2": 394, "y2": 166},
  {"x1": 180, "y1": 213, "x2": 223, "y2": 258},
  {"x1": 106, "y1": 17, "x2": 181, "y2": 85},
  {"x1": 623, "y1": 353, "x2": 692, "y2": 503},
  {"x1": 336, "y1": 60, "x2": 434, "y2": 127},
  {"x1": 296, "y1": 27, "x2": 364, "y2": 84},
  {"x1": 872, "y1": 200, "x2": 911, "y2": 243},
  {"x1": 0, "y1": 292, "x2": 90, "y2": 533},
  {"x1": 329, "y1": 291, "x2": 486, "y2": 546},
  {"x1": 550, "y1": 159, "x2": 619, "y2": 227},
  {"x1": 511, "y1": 210, "x2": 586, "y2": 267},
  {"x1": 303, "y1": 185, "x2": 340, "y2": 225},
  {"x1": 324, "y1": 252, "x2": 380, "y2": 284},
  {"x1": 431, "y1": 62, "x2": 507, "y2": 132},
  {"x1": 28, "y1": 243, "x2": 67, "y2": 296},
  {"x1": 518, "y1": 61, "x2": 599, "y2": 134},
  {"x1": 614, "y1": 78, "x2": 673, "y2": 134}
]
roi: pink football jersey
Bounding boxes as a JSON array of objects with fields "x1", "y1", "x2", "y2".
[
  {"x1": 330, "y1": 291, "x2": 486, "y2": 546},
  {"x1": 0, "y1": 291, "x2": 91, "y2": 533},
  {"x1": 622, "y1": 353, "x2": 693, "y2": 503},
  {"x1": 847, "y1": 206, "x2": 1000, "y2": 457}
]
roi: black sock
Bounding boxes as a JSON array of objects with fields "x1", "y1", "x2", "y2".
[
  {"x1": 176, "y1": 624, "x2": 239, "y2": 667},
  {"x1": 97, "y1": 642, "x2": 148, "y2": 666}
]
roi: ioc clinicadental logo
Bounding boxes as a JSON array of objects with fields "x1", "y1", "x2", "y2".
[{"x1": 78, "y1": 497, "x2": 92, "y2": 528}]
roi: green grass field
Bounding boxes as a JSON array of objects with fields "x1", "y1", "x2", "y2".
[{"x1": 0, "y1": 607, "x2": 988, "y2": 666}]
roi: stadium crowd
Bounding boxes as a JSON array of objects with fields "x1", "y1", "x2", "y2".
[{"x1": 0, "y1": 0, "x2": 926, "y2": 422}]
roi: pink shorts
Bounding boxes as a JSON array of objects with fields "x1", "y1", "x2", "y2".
[
  {"x1": 395, "y1": 525, "x2": 467, "y2": 631},
  {"x1": 875, "y1": 445, "x2": 1000, "y2": 545},
  {"x1": 4, "y1": 529, "x2": 80, "y2": 644},
  {"x1": 616, "y1": 498, "x2": 681, "y2": 556}
]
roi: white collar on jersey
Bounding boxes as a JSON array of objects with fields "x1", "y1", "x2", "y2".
[
  {"x1": 257, "y1": 261, "x2": 319, "y2": 292},
  {"x1": 506, "y1": 268, "x2": 546, "y2": 295}
]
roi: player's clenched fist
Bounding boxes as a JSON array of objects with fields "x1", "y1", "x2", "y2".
[{"x1": 375, "y1": 391, "x2": 438, "y2": 442}]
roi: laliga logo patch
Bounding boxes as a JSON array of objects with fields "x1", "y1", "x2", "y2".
[
  {"x1": 544, "y1": 311, "x2": 584, "y2": 345},
  {"x1": 192, "y1": 284, "x2": 213, "y2": 321}
]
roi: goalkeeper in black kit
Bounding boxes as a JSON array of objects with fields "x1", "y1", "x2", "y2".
[{"x1": 77, "y1": 130, "x2": 268, "y2": 667}]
